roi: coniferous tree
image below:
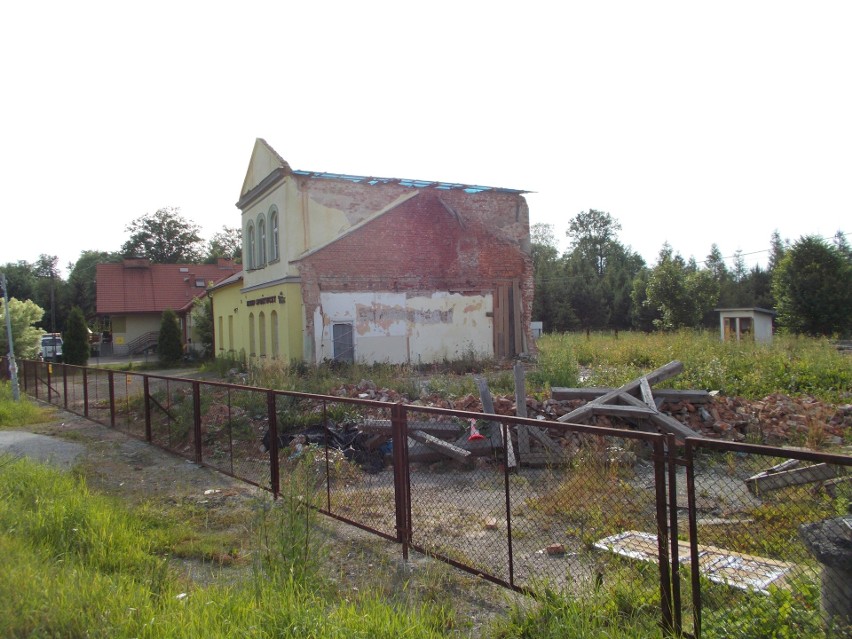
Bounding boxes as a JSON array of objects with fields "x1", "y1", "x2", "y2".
[
  {"x1": 772, "y1": 236, "x2": 852, "y2": 336},
  {"x1": 63, "y1": 306, "x2": 89, "y2": 366},
  {"x1": 158, "y1": 309, "x2": 183, "y2": 365}
]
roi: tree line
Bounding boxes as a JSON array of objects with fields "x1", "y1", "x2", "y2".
[
  {"x1": 532, "y1": 210, "x2": 852, "y2": 337},
  {"x1": 3, "y1": 206, "x2": 851, "y2": 361},
  {"x1": 1, "y1": 207, "x2": 241, "y2": 335}
]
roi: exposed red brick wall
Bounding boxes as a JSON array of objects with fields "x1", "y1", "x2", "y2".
[{"x1": 298, "y1": 190, "x2": 535, "y2": 358}]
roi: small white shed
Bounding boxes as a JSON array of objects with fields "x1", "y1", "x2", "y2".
[{"x1": 716, "y1": 308, "x2": 775, "y2": 343}]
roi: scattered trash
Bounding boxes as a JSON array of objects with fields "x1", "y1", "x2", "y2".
[{"x1": 468, "y1": 419, "x2": 485, "y2": 441}]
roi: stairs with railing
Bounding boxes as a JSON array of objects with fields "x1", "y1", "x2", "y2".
[{"x1": 124, "y1": 331, "x2": 159, "y2": 355}]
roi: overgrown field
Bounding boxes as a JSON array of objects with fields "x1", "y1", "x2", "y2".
[
  {"x1": 207, "y1": 330, "x2": 852, "y2": 405},
  {"x1": 532, "y1": 331, "x2": 851, "y2": 403}
]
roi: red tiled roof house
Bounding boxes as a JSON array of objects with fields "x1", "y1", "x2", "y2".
[{"x1": 96, "y1": 258, "x2": 238, "y2": 356}]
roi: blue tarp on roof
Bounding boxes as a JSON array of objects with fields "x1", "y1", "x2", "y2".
[{"x1": 291, "y1": 169, "x2": 526, "y2": 194}]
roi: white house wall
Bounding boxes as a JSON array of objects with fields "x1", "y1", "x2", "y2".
[{"x1": 314, "y1": 291, "x2": 493, "y2": 364}]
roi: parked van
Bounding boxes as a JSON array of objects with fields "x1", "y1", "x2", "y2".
[{"x1": 40, "y1": 333, "x2": 63, "y2": 361}]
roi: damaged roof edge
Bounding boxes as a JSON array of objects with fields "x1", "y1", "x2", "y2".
[{"x1": 290, "y1": 170, "x2": 530, "y2": 195}]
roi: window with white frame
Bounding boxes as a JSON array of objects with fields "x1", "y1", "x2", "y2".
[
  {"x1": 246, "y1": 223, "x2": 256, "y2": 270},
  {"x1": 270, "y1": 207, "x2": 280, "y2": 262},
  {"x1": 257, "y1": 215, "x2": 267, "y2": 267}
]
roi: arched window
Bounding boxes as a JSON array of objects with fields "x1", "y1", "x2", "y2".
[
  {"x1": 269, "y1": 208, "x2": 280, "y2": 262},
  {"x1": 270, "y1": 310, "x2": 279, "y2": 359},
  {"x1": 246, "y1": 223, "x2": 256, "y2": 270},
  {"x1": 248, "y1": 312, "x2": 256, "y2": 357},
  {"x1": 258, "y1": 311, "x2": 266, "y2": 357},
  {"x1": 257, "y1": 214, "x2": 267, "y2": 267}
]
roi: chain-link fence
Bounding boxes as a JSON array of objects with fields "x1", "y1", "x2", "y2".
[
  {"x1": 682, "y1": 438, "x2": 852, "y2": 637},
  {"x1": 4, "y1": 356, "x2": 851, "y2": 637}
]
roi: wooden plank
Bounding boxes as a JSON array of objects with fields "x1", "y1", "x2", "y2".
[
  {"x1": 476, "y1": 376, "x2": 516, "y2": 468},
  {"x1": 617, "y1": 392, "x2": 697, "y2": 439},
  {"x1": 595, "y1": 530, "x2": 795, "y2": 593},
  {"x1": 586, "y1": 404, "x2": 658, "y2": 419},
  {"x1": 639, "y1": 377, "x2": 655, "y2": 408},
  {"x1": 409, "y1": 430, "x2": 472, "y2": 463},
  {"x1": 551, "y1": 387, "x2": 708, "y2": 404},
  {"x1": 557, "y1": 361, "x2": 684, "y2": 423},
  {"x1": 360, "y1": 419, "x2": 461, "y2": 437},
  {"x1": 514, "y1": 362, "x2": 531, "y2": 455},
  {"x1": 512, "y1": 279, "x2": 523, "y2": 356},
  {"x1": 528, "y1": 424, "x2": 563, "y2": 453},
  {"x1": 746, "y1": 463, "x2": 839, "y2": 494}
]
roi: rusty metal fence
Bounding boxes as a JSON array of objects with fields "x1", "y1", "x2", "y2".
[{"x1": 3, "y1": 357, "x2": 850, "y2": 637}]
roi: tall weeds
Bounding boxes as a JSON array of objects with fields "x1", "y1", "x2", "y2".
[{"x1": 535, "y1": 331, "x2": 852, "y2": 402}]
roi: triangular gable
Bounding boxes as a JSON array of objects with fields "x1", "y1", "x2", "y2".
[
  {"x1": 292, "y1": 190, "x2": 422, "y2": 262},
  {"x1": 239, "y1": 138, "x2": 291, "y2": 199},
  {"x1": 292, "y1": 190, "x2": 516, "y2": 264}
]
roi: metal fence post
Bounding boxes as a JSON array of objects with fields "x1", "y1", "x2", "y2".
[
  {"x1": 62, "y1": 364, "x2": 68, "y2": 409},
  {"x1": 502, "y1": 420, "x2": 515, "y2": 588},
  {"x1": 391, "y1": 402, "x2": 411, "y2": 560},
  {"x1": 82, "y1": 368, "x2": 89, "y2": 417},
  {"x1": 653, "y1": 436, "x2": 675, "y2": 635},
  {"x1": 267, "y1": 390, "x2": 280, "y2": 497},
  {"x1": 107, "y1": 370, "x2": 115, "y2": 428},
  {"x1": 685, "y1": 438, "x2": 702, "y2": 639},
  {"x1": 46, "y1": 362, "x2": 52, "y2": 404},
  {"x1": 666, "y1": 434, "x2": 683, "y2": 637},
  {"x1": 193, "y1": 381, "x2": 202, "y2": 464},
  {"x1": 143, "y1": 376, "x2": 152, "y2": 442}
]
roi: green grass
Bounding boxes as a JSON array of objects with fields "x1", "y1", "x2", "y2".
[
  {"x1": 0, "y1": 454, "x2": 456, "y2": 638},
  {"x1": 0, "y1": 381, "x2": 53, "y2": 427}
]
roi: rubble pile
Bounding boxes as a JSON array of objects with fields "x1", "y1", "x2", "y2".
[{"x1": 329, "y1": 381, "x2": 851, "y2": 447}]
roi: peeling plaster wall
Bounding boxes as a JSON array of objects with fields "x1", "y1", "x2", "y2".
[{"x1": 314, "y1": 291, "x2": 492, "y2": 364}]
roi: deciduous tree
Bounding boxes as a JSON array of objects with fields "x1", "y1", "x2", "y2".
[
  {"x1": 122, "y1": 207, "x2": 203, "y2": 263},
  {"x1": 206, "y1": 226, "x2": 242, "y2": 263},
  {"x1": 0, "y1": 298, "x2": 45, "y2": 359},
  {"x1": 190, "y1": 296, "x2": 213, "y2": 358},
  {"x1": 644, "y1": 244, "x2": 720, "y2": 330}
]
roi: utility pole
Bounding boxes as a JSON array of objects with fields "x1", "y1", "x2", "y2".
[{"x1": 1, "y1": 273, "x2": 21, "y2": 401}]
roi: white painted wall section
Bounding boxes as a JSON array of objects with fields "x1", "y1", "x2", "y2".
[{"x1": 314, "y1": 291, "x2": 493, "y2": 364}]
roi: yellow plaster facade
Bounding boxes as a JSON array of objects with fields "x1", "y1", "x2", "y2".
[{"x1": 211, "y1": 276, "x2": 303, "y2": 363}]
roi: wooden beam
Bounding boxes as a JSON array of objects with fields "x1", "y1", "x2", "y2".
[
  {"x1": 617, "y1": 392, "x2": 697, "y2": 439},
  {"x1": 552, "y1": 387, "x2": 708, "y2": 404},
  {"x1": 639, "y1": 377, "x2": 655, "y2": 408},
  {"x1": 515, "y1": 362, "x2": 530, "y2": 456},
  {"x1": 746, "y1": 463, "x2": 839, "y2": 494},
  {"x1": 527, "y1": 424, "x2": 563, "y2": 453},
  {"x1": 557, "y1": 361, "x2": 684, "y2": 423},
  {"x1": 476, "y1": 376, "x2": 516, "y2": 468},
  {"x1": 360, "y1": 419, "x2": 461, "y2": 438},
  {"x1": 409, "y1": 430, "x2": 472, "y2": 463}
]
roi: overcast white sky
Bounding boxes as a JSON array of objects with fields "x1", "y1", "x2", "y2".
[{"x1": 2, "y1": 1, "x2": 849, "y2": 277}]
